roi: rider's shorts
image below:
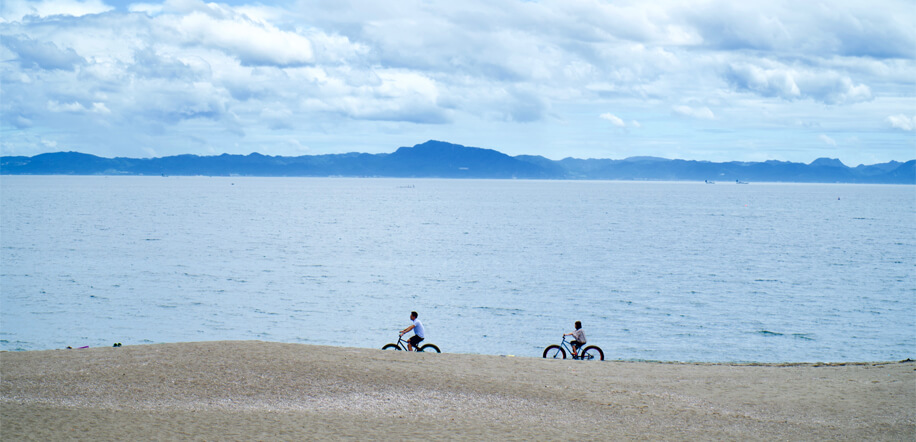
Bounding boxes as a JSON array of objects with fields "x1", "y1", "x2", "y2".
[
  {"x1": 409, "y1": 335, "x2": 424, "y2": 347},
  {"x1": 571, "y1": 340, "x2": 584, "y2": 347}
]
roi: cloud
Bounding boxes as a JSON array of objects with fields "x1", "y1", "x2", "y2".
[
  {"x1": 812, "y1": 2, "x2": 916, "y2": 59},
  {"x1": 128, "y1": 3, "x2": 163, "y2": 15},
  {"x1": 47, "y1": 100, "x2": 109, "y2": 114},
  {"x1": 887, "y1": 114, "x2": 916, "y2": 131},
  {"x1": 725, "y1": 62, "x2": 872, "y2": 104},
  {"x1": 159, "y1": 6, "x2": 314, "y2": 67},
  {"x1": 1, "y1": 0, "x2": 112, "y2": 22},
  {"x1": 284, "y1": 138, "x2": 309, "y2": 153},
  {"x1": 599, "y1": 113, "x2": 626, "y2": 127},
  {"x1": 725, "y1": 63, "x2": 799, "y2": 99},
  {"x1": 799, "y1": 72, "x2": 872, "y2": 105},
  {"x1": 819, "y1": 134, "x2": 837, "y2": 146},
  {"x1": 2, "y1": 35, "x2": 85, "y2": 70},
  {"x1": 682, "y1": 1, "x2": 916, "y2": 59},
  {"x1": 296, "y1": 68, "x2": 453, "y2": 124},
  {"x1": 683, "y1": 2, "x2": 792, "y2": 51},
  {"x1": 496, "y1": 87, "x2": 546, "y2": 123},
  {"x1": 672, "y1": 105, "x2": 715, "y2": 120}
]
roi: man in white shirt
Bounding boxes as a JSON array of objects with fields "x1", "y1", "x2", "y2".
[{"x1": 400, "y1": 311, "x2": 426, "y2": 351}]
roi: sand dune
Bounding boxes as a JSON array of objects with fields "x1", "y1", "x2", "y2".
[{"x1": 2, "y1": 341, "x2": 913, "y2": 440}]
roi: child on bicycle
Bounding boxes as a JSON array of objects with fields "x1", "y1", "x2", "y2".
[
  {"x1": 564, "y1": 321, "x2": 586, "y2": 356},
  {"x1": 400, "y1": 311, "x2": 426, "y2": 351}
]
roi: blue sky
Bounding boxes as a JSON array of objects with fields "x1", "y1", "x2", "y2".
[{"x1": 1, "y1": 0, "x2": 914, "y2": 165}]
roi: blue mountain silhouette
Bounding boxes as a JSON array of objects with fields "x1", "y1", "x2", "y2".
[{"x1": 2, "y1": 140, "x2": 913, "y2": 184}]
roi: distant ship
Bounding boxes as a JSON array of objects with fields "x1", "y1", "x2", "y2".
[
  {"x1": 705, "y1": 180, "x2": 715, "y2": 184},
  {"x1": 736, "y1": 179, "x2": 749, "y2": 184}
]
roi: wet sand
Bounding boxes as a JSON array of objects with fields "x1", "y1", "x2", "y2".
[{"x1": 2, "y1": 341, "x2": 913, "y2": 440}]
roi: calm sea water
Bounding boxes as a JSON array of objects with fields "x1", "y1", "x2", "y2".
[{"x1": 1, "y1": 176, "x2": 913, "y2": 362}]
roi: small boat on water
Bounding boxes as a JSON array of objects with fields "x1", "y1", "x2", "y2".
[
  {"x1": 736, "y1": 179, "x2": 749, "y2": 184},
  {"x1": 705, "y1": 180, "x2": 715, "y2": 184}
]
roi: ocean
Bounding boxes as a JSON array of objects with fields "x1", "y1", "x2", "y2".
[{"x1": 1, "y1": 176, "x2": 913, "y2": 362}]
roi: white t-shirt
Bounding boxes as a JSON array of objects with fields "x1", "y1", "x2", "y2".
[
  {"x1": 571, "y1": 329, "x2": 586, "y2": 343},
  {"x1": 412, "y1": 318, "x2": 426, "y2": 339}
]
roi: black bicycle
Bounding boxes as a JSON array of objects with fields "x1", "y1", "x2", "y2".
[
  {"x1": 543, "y1": 335, "x2": 604, "y2": 360},
  {"x1": 382, "y1": 334, "x2": 441, "y2": 353}
]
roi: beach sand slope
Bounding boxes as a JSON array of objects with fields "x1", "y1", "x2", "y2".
[{"x1": 2, "y1": 341, "x2": 913, "y2": 440}]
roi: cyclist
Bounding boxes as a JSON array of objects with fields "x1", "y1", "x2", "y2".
[
  {"x1": 399, "y1": 311, "x2": 426, "y2": 351},
  {"x1": 564, "y1": 321, "x2": 586, "y2": 357}
]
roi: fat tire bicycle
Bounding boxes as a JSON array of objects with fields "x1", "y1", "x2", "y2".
[
  {"x1": 543, "y1": 335, "x2": 604, "y2": 361},
  {"x1": 382, "y1": 334, "x2": 441, "y2": 353}
]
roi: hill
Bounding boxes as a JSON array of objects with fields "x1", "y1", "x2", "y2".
[{"x1": 2, "y1": 140, "x2": 913, "y2": 184}]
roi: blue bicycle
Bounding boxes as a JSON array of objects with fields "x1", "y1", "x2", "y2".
[{"x1": 543, "y1": 335, "x2": 604, "y2": 361}]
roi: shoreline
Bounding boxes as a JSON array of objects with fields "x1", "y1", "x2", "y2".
[
  {"x1": 4, "y1": 341, "x2": 910, "y2": 366},
  {"x1": 2, "y1": 340, "x2": 914, "y2": 440}
]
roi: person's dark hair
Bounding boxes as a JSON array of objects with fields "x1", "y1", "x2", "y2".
[
  {"x1": 411, "y1": 311, "x2": 418, "y2": 318},
  {"x1": 575, "y1": 321, "x2": 582, "y2": 329}
]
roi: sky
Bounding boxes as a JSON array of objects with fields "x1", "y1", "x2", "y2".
[{"x1": 1, "y1": 0, "x2": 914, "y2": 165}]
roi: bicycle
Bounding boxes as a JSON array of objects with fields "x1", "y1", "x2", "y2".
[
  {"x1": 543, "y1": 335, "x2": 604, "y2": 360},
  {"x1": 382, "y1": 334, "x2": 441, "y2": 353}
]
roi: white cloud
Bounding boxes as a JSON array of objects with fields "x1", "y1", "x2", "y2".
[
  {"x1": 799, "y1": 72, "x2": 872, "y2": 105},
  {"x1": 129, "y1": 3, "x2": 164, "y2": 15},
  {"x1": 3, "y1": 35, "x2": 85, "y2": 70},
  {"x1": 90, "y1": 102, "x2": 111, "y2": 114},
  {"x1": 726, "y1": 63, "x2": 799, "y2": 99},
  {"x1": 672, "y1": 105, "x2": 716, "y2": 120},
  {"x1": 600, "y1": 113, "x2": 626, "y2": 127},
  {"x1": 599, "y1": 113, "x2": 642, "y2": 129},
  {"x1": 1, "y1": 0, "x2": 112, "y2": 22},
  {"x1": 683, "y1": 1, "x2": 915, "y2": 58},
  {"x1": 887, "y1": 114, "x2": 916, "y2": 131},
  {"x1": 284, "y1": 138, "x2": 309, "y2": 153},
  {"x1": 726, "y1": 62, "x2": 872, "y2": 104},
  {"x1": 340, "y1": 69, "x2": 451, "y2": 124},
  {"x1": 162, "y1": 9, "x2": 314, "y2": 66},
  {"x1": 47, "y1": 100, "x2": 113, "y2": 114},
  {"x1": 48, "y1": 100, "x2": 88, "y2": 112},
  {"x1": 819, "y1": 134, "x2": 837, "y2": 146}
]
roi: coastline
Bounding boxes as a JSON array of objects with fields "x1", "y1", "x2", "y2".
[{"x1": 2, "y1": 341, "x2": 914, "y2": 440}]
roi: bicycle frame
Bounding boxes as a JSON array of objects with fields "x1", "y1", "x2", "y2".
[
  {"x1": 558, "y1": 335, "x2": 582, "y2": 358},
  {"x1": 395, "y1": 335, "x2": 418, "y2": 351}
]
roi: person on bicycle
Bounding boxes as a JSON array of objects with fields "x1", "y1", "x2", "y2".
[
  {"x1": 400, "y1": 311, "x2": 426, "y2": 351},
  {"x1": 564, "y1": 321, "x2": 586, "y2": 356}
]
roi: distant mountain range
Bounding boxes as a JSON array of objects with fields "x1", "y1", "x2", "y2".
[{"x1": 2, "y1": 140, "x2": 913, "y2": 184}]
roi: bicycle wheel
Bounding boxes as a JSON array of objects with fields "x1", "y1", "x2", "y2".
[
  {"x1": 419, "y1": 344, "x2": 441, "y2": 353},
  {"x1": 581, "y1": 346, "x2": 604, "y2": 361},
  {"x1": 543, "y1": 345, "x2": 566, "y2": 359},
  {"x1": 382, "y1": 344, "x2": 401, "y2": 350}
]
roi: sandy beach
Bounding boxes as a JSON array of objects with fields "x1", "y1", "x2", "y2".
[{"x1": 2, "y1": 341, "x2": 913, "y2": 440}]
